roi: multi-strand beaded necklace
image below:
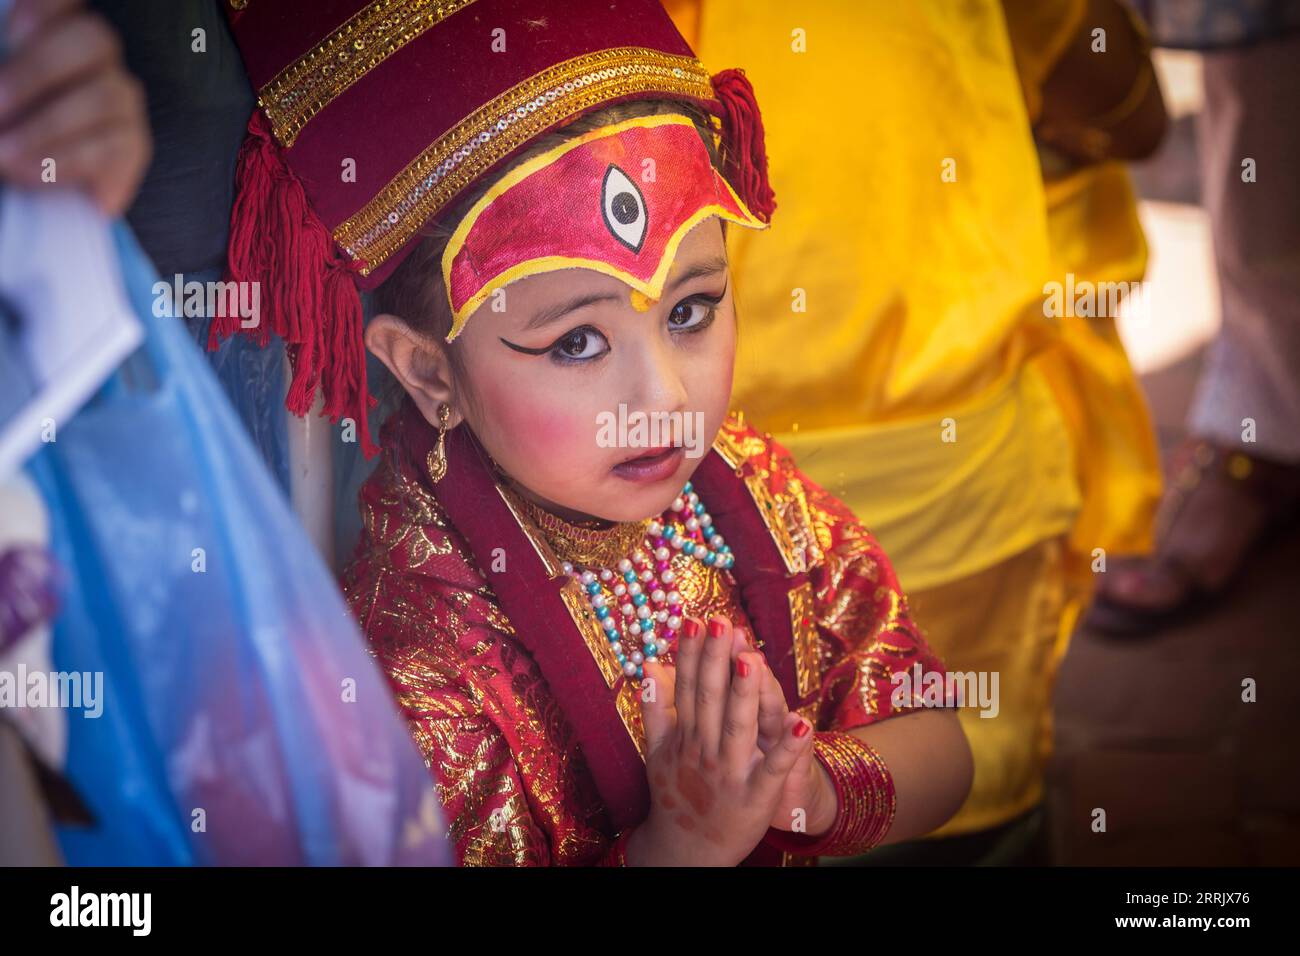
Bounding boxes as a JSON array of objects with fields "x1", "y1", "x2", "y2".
[{"x1": 513, "y1": 481, "x2": 733, "y2": 682}]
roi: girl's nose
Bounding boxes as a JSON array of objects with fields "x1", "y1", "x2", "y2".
[{"x1": 626, "y1": 330, "x2": 689, "y2": 415}]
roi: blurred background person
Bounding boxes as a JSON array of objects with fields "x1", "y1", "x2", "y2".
[
  {"x1": 0, "y1": 0, "x2": 151, "y2": 865},
  {"x1": 1088, "y1": 0, "x2": 1300, "y2": 632},
  {"x1": 666, "y1": 0, "x2": 1166, "y2": 862},
  {"x1": 1051, "y1": 0, "x2": 1300, "y2": 866}
]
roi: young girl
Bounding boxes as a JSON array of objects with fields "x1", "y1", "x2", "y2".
[{"x1": 216, "y1": 0, "x2": 972, "y2": 866}]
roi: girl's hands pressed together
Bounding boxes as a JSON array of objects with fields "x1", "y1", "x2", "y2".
[
  {"x1": 712, "y1": 619, "x2": 836, "y2": 838},
  {"x1": 711, "y1": 620, "x2": 836, "y2": 838},
  {"x1": 746, "y1": 641, "x2": 837, "y2": 837},
  {"x1": 627, "y1": 614, "x2": 815, "y2": 866}
]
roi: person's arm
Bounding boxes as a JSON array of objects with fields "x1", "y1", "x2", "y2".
[
  {"x1": 1032, "y1": 0, "x2": 1168, "y2": 163},
  {"x1": 843, "y1": 709, "x2": 972, "y2": 845},
  {"x1": 344, "y1": 537, "x2": 558, "y2": 865}
]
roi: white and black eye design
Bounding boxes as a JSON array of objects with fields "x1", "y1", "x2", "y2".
[{"x1": 601, "y1": 165, "x2": 647, "y2": 253}]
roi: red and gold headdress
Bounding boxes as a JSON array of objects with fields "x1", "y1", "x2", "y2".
[{"x1": 214, "y1": 0, "x2": 776, "y2": 457}]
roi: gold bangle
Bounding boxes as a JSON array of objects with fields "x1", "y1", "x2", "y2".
[{"x1": 814, "y1": 732, "x2": 897, "y2": 854}]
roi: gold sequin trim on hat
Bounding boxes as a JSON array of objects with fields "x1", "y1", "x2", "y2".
[
  {"x1": 258, "y1": 0, "x2": 480, "y2": 148},
  {"x1": 333, "y1": 47, "x2": 714, "y2": 273}
]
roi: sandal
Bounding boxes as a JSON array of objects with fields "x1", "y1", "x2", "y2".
[{"x1": 1083, "y1": 438, "x2": 1300, "y2": 636}]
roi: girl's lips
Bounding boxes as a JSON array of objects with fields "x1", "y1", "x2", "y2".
[{"x1": 611, "y1": 446, "x2": 685, "y2": 483}]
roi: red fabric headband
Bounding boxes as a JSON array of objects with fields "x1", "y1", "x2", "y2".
[{"x1": 442, "y1": 115, "x2": 766, "y2": 340}]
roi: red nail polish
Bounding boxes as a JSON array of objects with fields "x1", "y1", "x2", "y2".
[
  {"x1": 792, "y1": 720, "x2": 810, "y2": 738},
  {"x1": 707, "y1": 618, "x2": 726, "y2": 639},
  {"x1": 736, "y1": 658, "x2": 750, "y2": 678},
  {"x1": 682, "y1": 618, "x2": 701, "y2": 640}
]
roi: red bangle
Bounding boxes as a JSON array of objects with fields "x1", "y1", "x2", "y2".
[
  {"x1": 763, "y1": 730, "x2": 896, "y2": 857},
  {"x1": 599, "y1": 827, "x2": 633, "y2": 866}
]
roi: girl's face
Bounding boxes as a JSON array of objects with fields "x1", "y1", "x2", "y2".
[{"x1": 451, "y1": 217, "x2": 735, "y2": 524}]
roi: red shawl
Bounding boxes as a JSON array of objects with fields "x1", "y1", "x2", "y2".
[{"x1": 342, "y1": 400, "x2": 947, "y2": 865}]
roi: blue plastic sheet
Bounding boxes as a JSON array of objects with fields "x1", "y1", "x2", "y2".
[{"x1": 22, "y1": 224, "x2": 448, "y2": 865}]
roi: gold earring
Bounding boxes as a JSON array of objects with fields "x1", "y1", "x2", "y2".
[{"x1": 427, "y1": 402, "x2": 451, "y2": 482}]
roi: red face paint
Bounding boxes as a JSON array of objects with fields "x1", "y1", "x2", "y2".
[{"x1": 442, "y1": 115, "x2": 766, "y2": 341}]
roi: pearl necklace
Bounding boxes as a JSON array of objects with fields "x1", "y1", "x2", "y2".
[{"x1": 560, "y1": 481, "x2": 734, "y2": 683}]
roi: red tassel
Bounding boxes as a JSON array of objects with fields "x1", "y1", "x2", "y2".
[
  {"x1": 212, "y1": 110, "x2": 380, "y2": 458},
  {"x1": 708, "y1": 69, "x2": 777, "y2": 222}
]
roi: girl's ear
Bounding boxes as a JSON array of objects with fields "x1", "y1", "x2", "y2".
[{"x1": 365, "y1": 314, "x2": 466, "y2": 428}]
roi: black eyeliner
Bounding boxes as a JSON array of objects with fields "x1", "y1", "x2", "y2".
[
  {"x1": 499, "y1": 336, "x2": 553, "y2": 355},
  {"x1": 500, "y1": 278, "x2": 728, "y2": 357},
  {"x1": 679, "y1": 277, "x2": 728, "y2": 309},
  {"x1": 669, "y1": 280, "x2": 728, "y2": 331},
  {"x1": 502, "y1": 324, "x2": 608, "y2": 365}
]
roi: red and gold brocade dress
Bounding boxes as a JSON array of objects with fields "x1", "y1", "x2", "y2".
[{"x1": 340, "y1": 400, "x2": 948, "y2": 866}]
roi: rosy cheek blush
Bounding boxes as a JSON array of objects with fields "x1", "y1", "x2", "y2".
[
  {"x1": 492, "y1": 392, "x2": 589, "y2": 460},
  {"x1": 523, "y1": 408, "x2": 584, "y2": 453}
]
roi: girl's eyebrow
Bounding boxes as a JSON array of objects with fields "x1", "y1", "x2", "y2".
[
  {"x1": 661, "y1": 254, "x2": 729, "y2": 297},
  {"x1": 519, "y1": 254, "x2": 730, "y2": 334},
  {"x1": 522, "y1": 291, "x2": 622, "y2": 333}
]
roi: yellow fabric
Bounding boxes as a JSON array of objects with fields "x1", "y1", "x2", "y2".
[
  {"x1": 1032, "y1": 163, "x2": 1163, "y2": 575},
  {"x1": 668, "y1": 0, "x2": 1161, "y2": 833},
  {"x1": 774, "y1": 364, "x2": 1080, "y2": 591},
  {"x1": 685, "y1": 1, "x2": 1070, "y2": 577},
  {"x1": 908, "y1": 535, "x2": 1070, "y2": 836}
]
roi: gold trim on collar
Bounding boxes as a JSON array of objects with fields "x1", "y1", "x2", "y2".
[
  {"x1": 788, "y1": 580, "x2": 822, "y2": 700},
  {"x1": 711, "y1": 412, "x2": 765, "y2": 470},
  {"x1": 494, "y1": 481, "x2": 563, "y2": 578},
  {"x1": 258, "y1": 0, "x2": 480, "y2": 147},
  {"x1": 509, "y1": 492, "x2": 652, "y2": 570},
  {"x1": 615, "y1": 682, "x2": 648, "y2": 760},
  {"x1": 496, "y1": 478, "x2": 646, "y2": 758},
  {"x1": 558, "y1": 579, "x2": 624, "y2": 689},
  {"x1": 712, "y1": 415, "x2": 823, "y2": 575},
  {"x1": 496, "y1": 481, "x2": 624, "y2": 690},
  {"x1": 744, "y1": 475, "x2": 809, "y2": 574}
]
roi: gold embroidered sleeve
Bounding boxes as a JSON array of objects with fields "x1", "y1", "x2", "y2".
[
  {"x1": 344, "y1": 544, "x2": 552, "y2": 866},
  {"x1": 377, "y1": 623, "x2": 554, "y2": 867},
  {"x1": 757, "y1": 428, "x2": 950, "y2": 731}
]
